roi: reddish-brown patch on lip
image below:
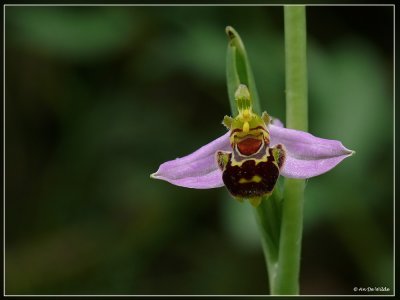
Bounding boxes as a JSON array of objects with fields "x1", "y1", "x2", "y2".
[{"x1": 237, "y1": 137, "x2": 262, "y2": 156}]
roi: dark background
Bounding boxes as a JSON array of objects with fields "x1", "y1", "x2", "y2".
[{"x1": 5, "y1": 5, "x2": 393, "y2": 295}]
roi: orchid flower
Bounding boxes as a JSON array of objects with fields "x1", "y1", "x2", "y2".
[
  {"x1": 151, "y1": 84, "x2": 354, "y2": 206},
  {"x1": 151, "y1": 18, "x2": 354, "y2": 295}
]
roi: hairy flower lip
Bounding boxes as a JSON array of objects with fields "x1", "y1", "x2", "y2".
[{"x1": 151, "y1": 121, "x2": 354, "y2": 188}]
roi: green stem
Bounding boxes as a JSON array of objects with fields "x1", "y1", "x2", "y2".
[
  {"x1": 272, "y1": 6, "x2": 308, "y2": 295},
  {"x1": 284, "y1": 6, "x2": 308, "y2": 132}
]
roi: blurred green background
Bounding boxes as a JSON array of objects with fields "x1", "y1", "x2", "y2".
[{"x1": 5, "y1": 5, "x2": 393, "y2": 295}]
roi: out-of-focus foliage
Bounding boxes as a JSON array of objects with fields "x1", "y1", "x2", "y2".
[{"x1": 5, "y1": 6, "x2": 393, "y2": 295}]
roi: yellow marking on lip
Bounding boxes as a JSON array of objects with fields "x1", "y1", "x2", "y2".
[
  {"x1": 230, "y1": 148, "x2": 270, "y2": 167},
  {"x1": 239, "y1": 175, "x2": 262, "y2": 184}
]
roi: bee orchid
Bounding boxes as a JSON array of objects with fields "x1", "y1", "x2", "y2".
[{"x1": 151, "y1": 85, "x2": 354, "y2": 206}]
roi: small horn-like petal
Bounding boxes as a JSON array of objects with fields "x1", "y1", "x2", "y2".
[
  {"x1": 269, "y1": 124, "x2": 354, "y2": 179},
  {"x1": 151, "y1": 132, "x2": 231, "y2": 189}
]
